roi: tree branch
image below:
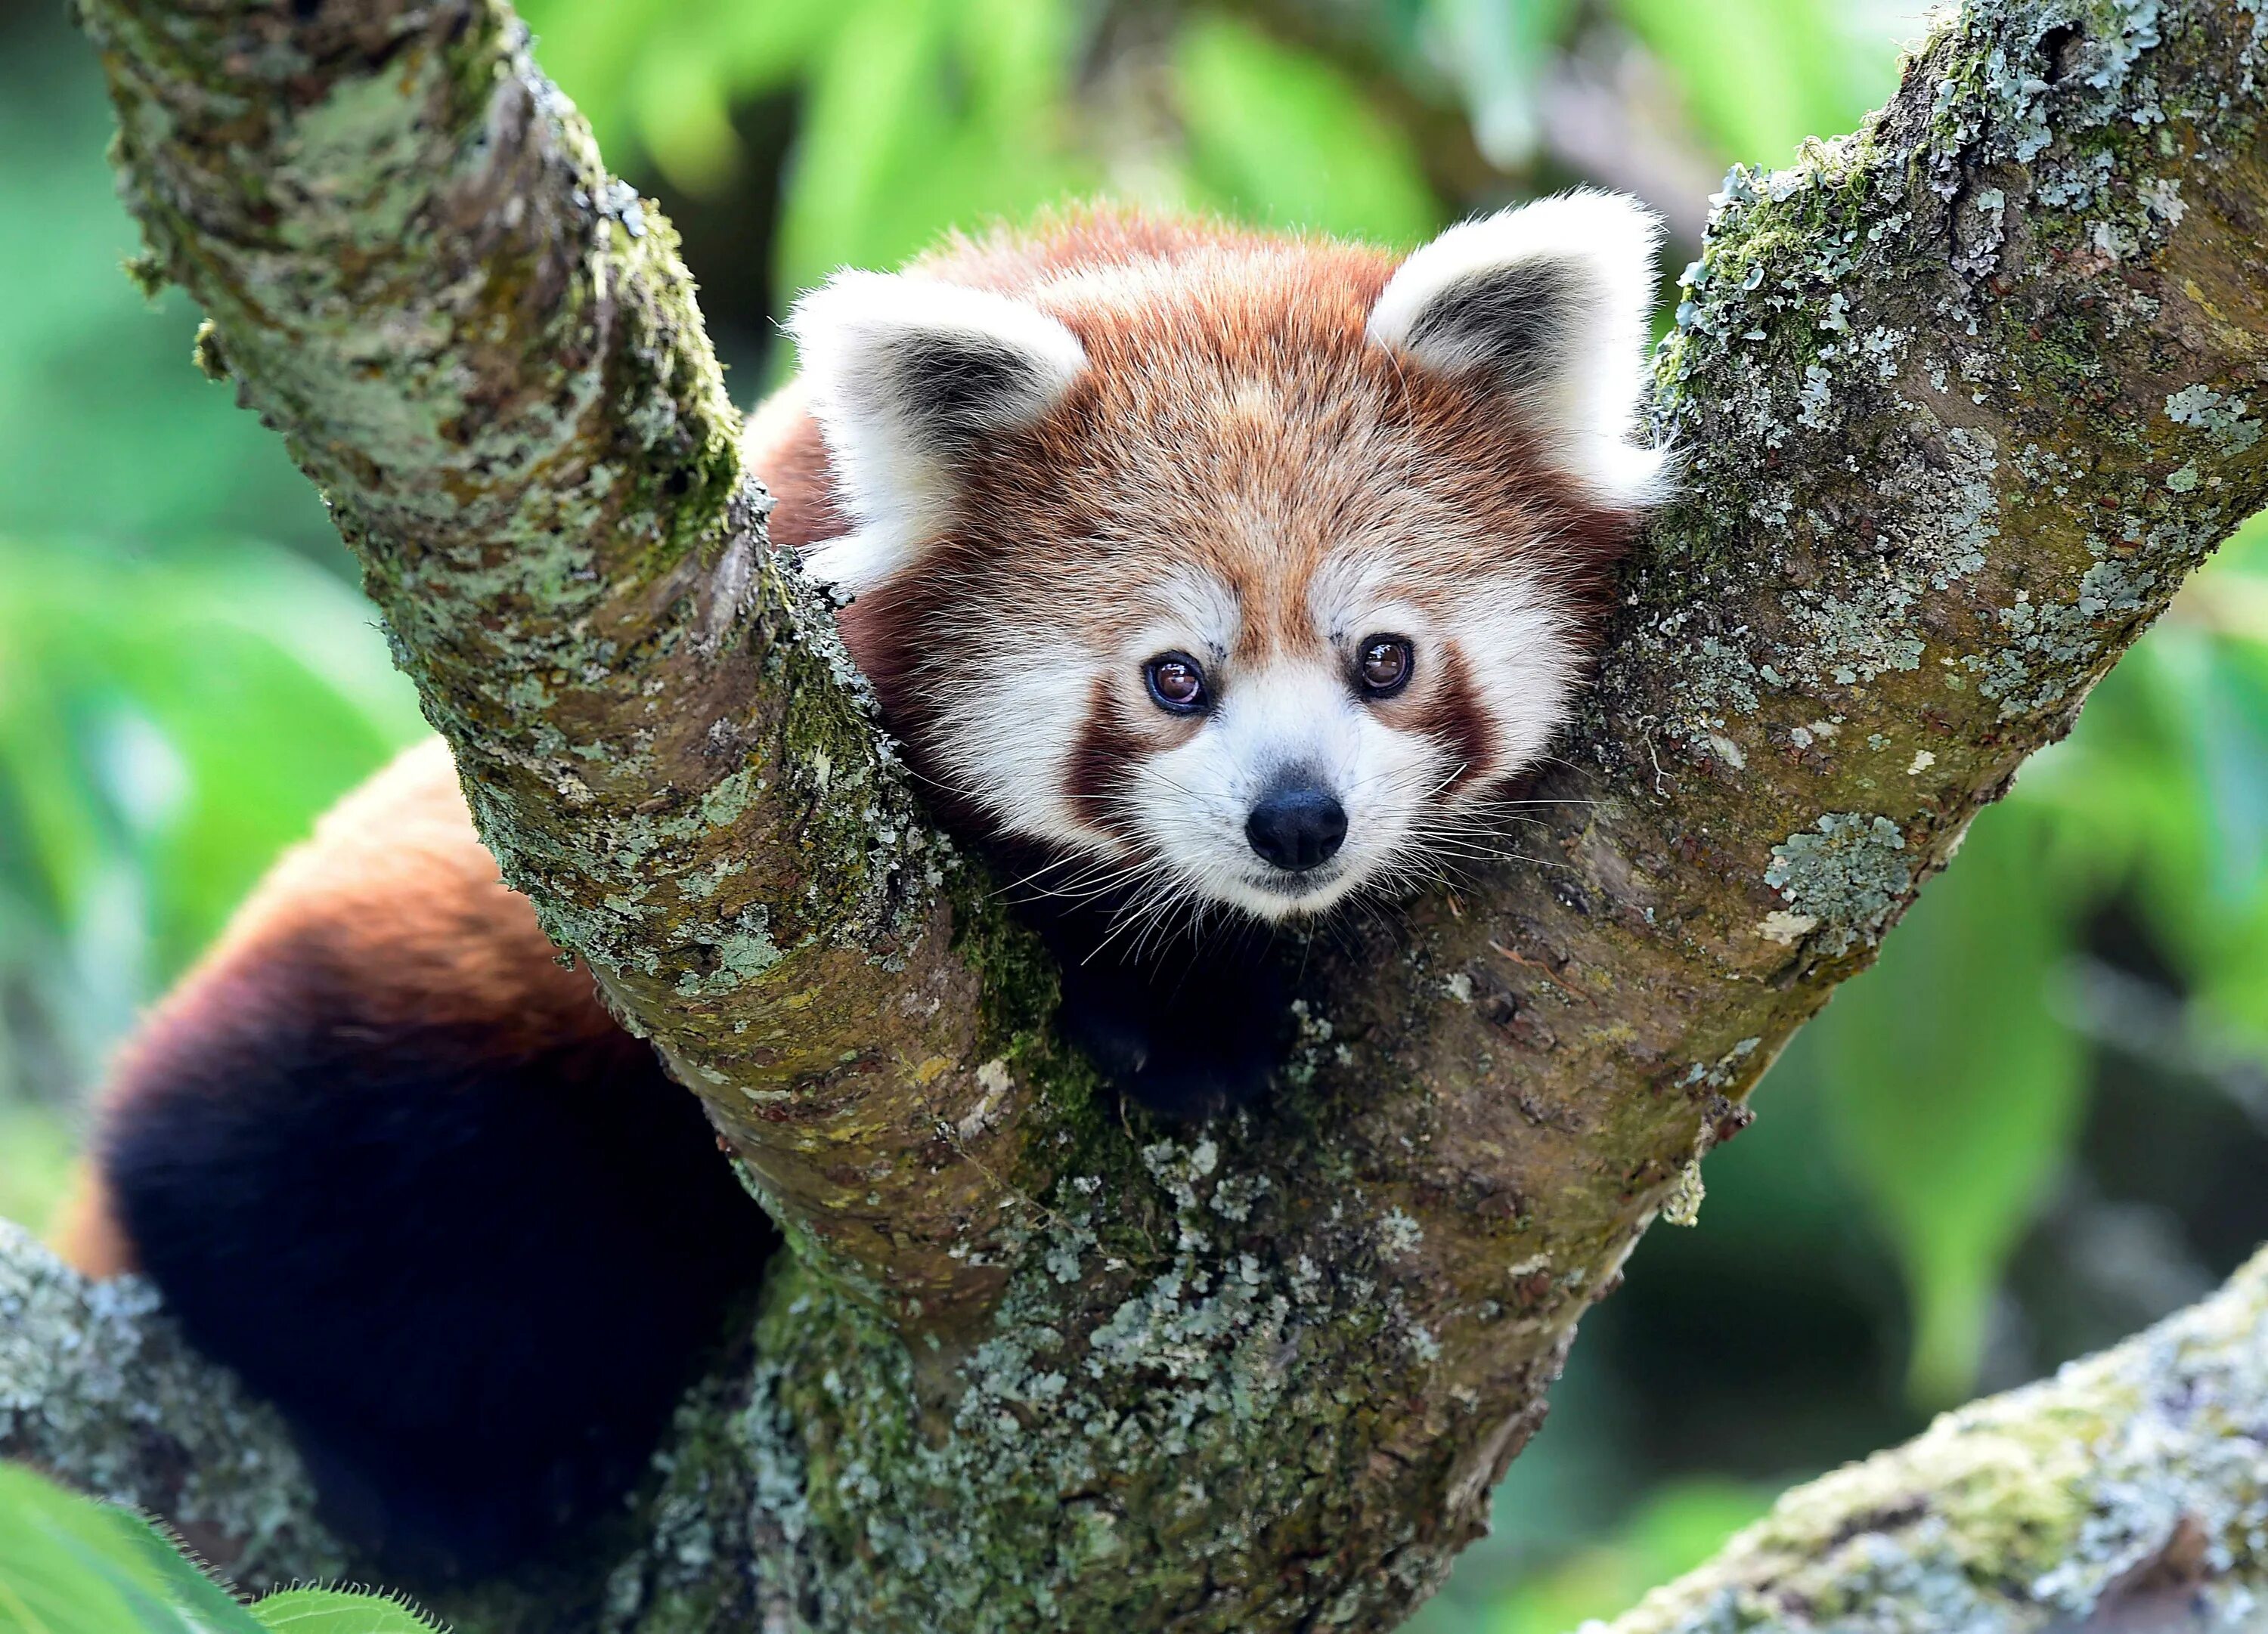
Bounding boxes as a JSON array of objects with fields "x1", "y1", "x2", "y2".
[
  {"x1": 77, "y1": 0, "x2": 1036, "y2": 1314},
  {"x1": 0, "y1": 1223, "x2": 339, "y2": 1585},
  {"x1": 36, "y1": 0, "x2": 2268, "y2": 1627},
  {"x1": 1601, "y1": 1246, "x2": 2268, "y2": 1634}
]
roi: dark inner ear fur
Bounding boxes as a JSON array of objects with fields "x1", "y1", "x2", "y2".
[
  {"x1": 1405, "y1": 258, "x2": 1585, "y2": 385},
  {"x1": 891, "y1": 333, "x2": 1054, "y2": 447}
]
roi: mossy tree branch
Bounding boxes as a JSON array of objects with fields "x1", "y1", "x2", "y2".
[
  {"x1": 1599, "y1": 1246, "x2": 2268, "y2": 1634},
  {"x1": 75, "y1": 0, "x2": 1038, "y2": 1316},
  {"x1": 0, "y1": 1223, "x2": 339, "y2": 1586},
  {"x1": 23, "y1": 0, "x2": 2268, "y2": 1628}
]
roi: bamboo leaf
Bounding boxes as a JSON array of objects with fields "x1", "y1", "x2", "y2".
[{"x1": 246, "y1": 1590, "x2": 445, "y2": 1633}]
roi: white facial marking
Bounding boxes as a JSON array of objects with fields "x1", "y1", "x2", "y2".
[
  {"x1": 937, "y1": 632, "x2": 1100, "y2": 853},
  {"x1": 915, "y1": 552, "x2": 1598, "y2": 927},
  {"x1": 1129, "y1": 654, "x2": 1439, "y2": 919}
]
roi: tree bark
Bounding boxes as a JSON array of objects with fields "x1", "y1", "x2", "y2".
[
  {"x1": 0, "y1": 1221, "x2": 339, "y2": 1585},
  {"x1": 16, "y1": 0, "x2": 2268, "y2": 1628},
  {"x1": 1597, "y1": 1245, "x2": 2268, "y2": 1634}
]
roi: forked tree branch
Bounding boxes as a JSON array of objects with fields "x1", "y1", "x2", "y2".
[{"x1": 11, "y1": 0, "x2": 2267, "y2": 1626}]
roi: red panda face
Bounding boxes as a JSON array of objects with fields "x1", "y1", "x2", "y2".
[{"x1": 776, "y1": 196, "x2": 1668, "y2": 925}]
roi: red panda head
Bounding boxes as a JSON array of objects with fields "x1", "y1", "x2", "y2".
[{"x1": 772, "y1": 196, "x2": 1668, "y2": 925}]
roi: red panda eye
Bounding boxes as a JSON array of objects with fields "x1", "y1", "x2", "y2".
[
  {"x1": 1145, "y1": 653, "x2": 1208, "y2": 714},
  {"x1": 1357, "y1": 635, "x2": 1414, "y2": 697}
]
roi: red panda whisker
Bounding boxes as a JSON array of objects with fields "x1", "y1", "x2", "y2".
[
  {"x1": 1090, "y1": 896, "x2": 1182, "y2": 967},
  {"x1": 1521, "y1": 749, "x2": 1601, "y2": 782},
  {"x1": 1336, "y1": 763, "x2": 1436, "y2": 798},
  {"x1": 1132, "y1": 767, "x2": 1207, "y2": 801},
  {"x1": 1434, "y1": 816, "x2": 1551, "y2": 843},
  {"x1": 1022, "y1": 858, "x2": 1171, "y2": 908},
  {"x1": 990, "y1": 847, "x2": 1137, "y2": 902},
  {"x1": 892, "y1": 760, "x2": 992, "y2": 803}
]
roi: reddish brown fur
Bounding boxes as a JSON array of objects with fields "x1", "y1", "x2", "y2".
[
  {"x1": 1064, "y1": 676, "x2": 1154, "y2": 838},
  {"x1": 62, "y1": 207, "x2": 1642, "y2": 1278},
  {"x1": 63, "y1": 206, "x2": 1642, "y2": 1277},
  {"x1": 742, "y1": 388, "x2": 844, "y2": 553},
  {"x1": 49, "y1": 1166, "x2": 135, "y2": 1277},
  {"x1": 64, "y1": 741, "x2": 766, "y2": 1573},
  {"x1": 49, "y1": 206, "x2": 1664, "y2": 1563},
  {"x1": 57, "y1": 740, "x2": 618, "y2": 1275},
  {"x1": 754, "y1": 206, "x2": 1636, "y2": 797},
  {"x1": 170, "y1": 738, "x2": 612, "y2": 1049},
  {"x1": 1411, "y1": 642, "x2": 1500, "y2": 794}
]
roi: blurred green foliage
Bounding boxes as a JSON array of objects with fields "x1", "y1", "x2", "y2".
[
  {"x1": 1826, "y1": 515, "x2": 2268, "y2": 1404},
  {"x1": 1171, "y1": 15, "x2": 1439, "y2": 242},
  {"x1": 0, "y1": 1102, "x2": 74, "y2": 1240},
  {"x1": 5, "y1": 0, "x2": 2266, "y2": 1629},
  {"x1": 1476, "y1": 1479, "x2": 1773, "y2": 1634},
  {"x1": 1613, "y1": 0, "x2": 1895, "y2": 164},
  {"x1": 0, "y1": 11, "x2": 327, "y2": 554},
  {"x1": 0, "y1": 537, "x2": 426, "y2": 1107},
  {"x1": 1814, "y1": 801, "x2": 2091, "y2": 1405}
]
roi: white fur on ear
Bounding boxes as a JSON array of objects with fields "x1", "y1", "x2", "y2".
[
  {"x1": 785, "y1": 271, "x2": 1087, "y2": 590},
  {"x1": 1368, "y1": 190, "x2": 1670, "y2": 509}
]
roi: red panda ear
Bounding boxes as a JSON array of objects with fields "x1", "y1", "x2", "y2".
[
  {"x1": 785, "y1": 272, "x2": 1087, "y2": 586},
  {"x1": 1368, "y1": 190, "x2": 1672, "y2": 511}
]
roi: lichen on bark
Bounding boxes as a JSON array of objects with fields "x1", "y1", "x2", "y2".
[
  {"x1": 1600, "y1": 1246, "x2": 2268, "y2": 1634},
  {"x1": 23, "y1": 0, "x2": 2268, "y2": 1626},
  {"x1": 73, "y1": 0, "x2": 1049, "y2": 1317},
  {"x1": 0, "y1": 1222, "x2": 339, "y2": 1586}
]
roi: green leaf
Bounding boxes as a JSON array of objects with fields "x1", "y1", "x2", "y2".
[
  {"x1": 0, "y1": 1464, "x2": 443, "y2": 1634},
  {"x1": 1172, "y1": 13, "x2": 1441, "y2": 246},
  {"x1": 246, "y1": 1589, "x2": 445, "y2": 1632},
  {"x1": 1811, "y1": 801, "x2": 2088, "y2": 1405},
  {"x1": 0, "y1": 1460, "x2": 262, "y2": 1633}
]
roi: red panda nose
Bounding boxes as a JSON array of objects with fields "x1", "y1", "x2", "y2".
[{"x1": 1246, "y1": 783, "x2": 1348, "y2": 872}]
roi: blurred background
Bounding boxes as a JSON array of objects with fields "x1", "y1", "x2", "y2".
[{"x1": 5, "y1": 0, "x2": 2266, "y2": 1626}]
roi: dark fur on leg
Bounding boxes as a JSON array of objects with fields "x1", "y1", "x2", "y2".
[
  {"x1": 1021, "y1": 895, "x2": 1295, "y2": 1121},
  {"x1": 96, "y1": 933, "x2": 772, "y2": 1579}
]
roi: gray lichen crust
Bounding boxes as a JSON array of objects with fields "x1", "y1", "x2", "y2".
[
  {"x1": 1600, "y1": 1246, "x2": 2268, "y2": 1634},
  {"x1": 45, "y1": 0, "x2": 2268, "y2": 1626},
  {"x1": 0, "y1": 1222, "x2": 342, "y2": 1587}
]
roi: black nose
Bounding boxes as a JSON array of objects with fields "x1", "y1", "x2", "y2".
[{"x1": 1246, "y1": 783, "x2": 1349, "y2": 872}]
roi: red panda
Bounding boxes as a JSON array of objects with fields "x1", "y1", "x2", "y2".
[{"x1": 57, "y1": 197, "x2": 1666, "y2": 1574}]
